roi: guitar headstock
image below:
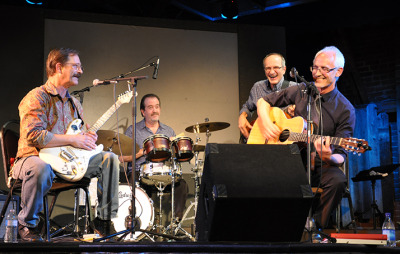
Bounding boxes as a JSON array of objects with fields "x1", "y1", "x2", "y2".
[
  {"x1": 341, "y1": 137, "x2": 371, "y2": 154},
  {"x1": 118, "y1": 91, "x2": 134, "y2": 104}
]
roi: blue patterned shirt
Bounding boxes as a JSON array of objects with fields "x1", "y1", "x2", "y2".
[{"x1": 240, "y1": 78, "x2": 297, "y2": 117}]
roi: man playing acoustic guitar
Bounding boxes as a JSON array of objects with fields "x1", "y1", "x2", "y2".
[
  {"x1": 255, "y1": 46, "x2": 356, "y2": 229},
  {"x1": 238, "y1": 53, "x2": 297, "y2": 142}
]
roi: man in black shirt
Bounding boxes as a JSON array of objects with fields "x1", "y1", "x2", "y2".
[{"x1": 256, "y1": 46, "x2": 356, "y2": 228}]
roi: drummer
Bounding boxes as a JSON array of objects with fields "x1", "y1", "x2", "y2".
[{"x1": 119, "y1": 93, "x2": 188, "y2": 222}]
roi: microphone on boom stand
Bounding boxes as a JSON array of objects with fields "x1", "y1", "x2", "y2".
[{"x1": 290, "y1": 67, "x2": 319, "y2": 96}]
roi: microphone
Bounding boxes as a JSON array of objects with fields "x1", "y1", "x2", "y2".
[
  {"x1": 289, "y1": 67, "x2": 298, "y2": 79},
  {"x1": 152, "y1": 58, "x2": 160, "y2": 79},
  {"x1": 289, "y1": 67, "x2": 319, "y2": 96},
  {"x1": 93, "y1": 79, "x2": 118, "y2": 86}
]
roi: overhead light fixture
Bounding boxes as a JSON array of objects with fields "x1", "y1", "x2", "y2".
[
  {"x1": 221, "y1": 0, "x2": 238, "y2": 19},
  {"x1": 26, "y1": 0, "x2": 43, "y2": 5}
]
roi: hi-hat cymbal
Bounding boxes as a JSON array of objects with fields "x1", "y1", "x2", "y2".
[
  {"x1": 97, "y1": 130, "x2": 139, "y2": 155},
  {"x1": 185, "y1": 122, "x2": 230, "y2": 133},
  {"x1": 193, "y1": 145, "x2": 205, "y2": 152}
]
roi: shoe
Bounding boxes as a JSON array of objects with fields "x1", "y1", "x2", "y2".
[
  {"x1": 18, "y1": 225, "x2": 43, "y2": 242},
  {"x1": 92, "y1": 217, "x2": 117, "y2": 237}
]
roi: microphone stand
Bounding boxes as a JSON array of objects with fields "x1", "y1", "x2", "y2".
[
  {"x1": 93, "y1": 75, "x2": 179, "y2": 242},
  {"x1": 70, "y1": 58, "x2": 158, "y2": 102},
  {"x1": 290, "y1": 68, "x2": 322, "y2": 243}
]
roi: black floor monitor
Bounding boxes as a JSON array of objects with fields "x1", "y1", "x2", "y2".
[{"x1": 195, "y1": 143, "x2": 312, "y2": 242}]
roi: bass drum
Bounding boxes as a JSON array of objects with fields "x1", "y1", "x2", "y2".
[{"x1": 112, "y1": 185, "x2": 154, "y2": 241}]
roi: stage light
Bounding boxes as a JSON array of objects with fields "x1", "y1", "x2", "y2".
[
  {"x1": 26, "y1": 0, "x2": 43, "y2": 5},
  {"x1": 221, "y1": 0, "x2": 238, "y2": 19}
]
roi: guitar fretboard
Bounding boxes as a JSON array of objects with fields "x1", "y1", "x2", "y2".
[
  {"x1": 289, "y1": 132, "x2": 343, "y2": 146},
  {"x1": 88, "y1": 99, "x2": 125, "y2": 132}
]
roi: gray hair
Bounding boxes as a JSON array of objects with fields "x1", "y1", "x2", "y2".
[{"x1": 314, "y1": 46, "x2": 345, "y2": 68}]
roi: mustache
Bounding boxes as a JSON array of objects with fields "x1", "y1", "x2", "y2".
[
  {"x1": 73, "y1": 73, "x2": 81, "y2": 78},
  {"x1": 151, "y1": 113, "x2": 159, "y2": 116}
]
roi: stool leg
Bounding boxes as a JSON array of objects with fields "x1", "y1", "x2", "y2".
[
  {"x1": 73, "y1": 189, "x2": 81, "y2": 234},
  {"x1": 43, "y1": 195, "x2": 50, "y2": 241},
  {"x1": 336, "y1": 204, "x2": 341, "y2": 233}
]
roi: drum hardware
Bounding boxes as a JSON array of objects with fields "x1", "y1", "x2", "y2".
[
  {"x1": 163, "y1": 144, "x2": 180, "y2": 236},
  {"x1": 97, "y1": 130, "x2": 139, "y2": 155},
  {"x1": 185, "y1": 119, "x2": 230, "y2": 170},
  {"x1": 153, "y1": 181, "x2": 169, "y2": 233},
  {"x1": 171, "y1": 150, "x2": 203, "y2": 241}
]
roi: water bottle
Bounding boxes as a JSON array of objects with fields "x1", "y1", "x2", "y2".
[
  {"x1": 305, "y1": 217, "x2": 321, "y2": 243},
  {"x1": 382, "y1": 212, "x2": 396, "y2": 247},
  {"x1": 4, "y1": 209, "x2": 18, "y2": 243}
]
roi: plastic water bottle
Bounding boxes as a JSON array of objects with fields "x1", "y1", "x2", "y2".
[
  {"x1": 382, "y1": 212, "x2": 396, "y2": 247},
  {"x1": 4, "y1": 209, "x2": 18, "y2": 243},
  {"x1": 305, "y1": 217, "x2": 321, "y2": 243}
]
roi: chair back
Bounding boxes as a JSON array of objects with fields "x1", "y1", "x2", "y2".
[{"x1": 0, "y1": 120, "x2": 20, "y2": 187}]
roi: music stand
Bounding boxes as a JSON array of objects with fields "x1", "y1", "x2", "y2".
[{"x1": 352, "y1": 164, "x2": 400, "y2": 229}]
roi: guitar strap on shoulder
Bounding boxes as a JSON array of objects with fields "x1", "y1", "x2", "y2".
[
  {"x1": 68, "y1": 97, "x2": 85, "y2": 126},
  {"x1": 281, "y1": 80, "x2": 290, "y2": 90}
]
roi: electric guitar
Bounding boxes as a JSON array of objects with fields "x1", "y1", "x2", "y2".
[
  {"x1": 39, "y1": 91, "x2": 133, "y2": 182},
  {"x1": 247, "y1": 107, "x2": 370, "y2": 154}
]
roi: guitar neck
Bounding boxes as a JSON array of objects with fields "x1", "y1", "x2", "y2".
[
  {"x1": 88, "y1": 100, "x2": 124, "y2": 133},
  {"x1": 289, "y1": 132, "x2": 343, "y2": 146}
]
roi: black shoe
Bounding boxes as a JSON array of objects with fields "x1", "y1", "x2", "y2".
[
  {"x1": 92, "y1": 217, "x2": 117, "y2": 237},
  {"x1": 18, "y1": 225, "x2": 44, "y2": 242}
]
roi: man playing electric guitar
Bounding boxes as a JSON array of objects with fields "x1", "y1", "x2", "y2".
[
  {"x1": 12, "y1": 48, "x2": 119, "y2": 241},
  {"x1": 256, "y1": 46, "x2": 356, "y2": 230}
]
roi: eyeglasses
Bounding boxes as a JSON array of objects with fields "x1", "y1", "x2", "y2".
[
  {"x1": 310, "y1": 66, "x2": 336, "y2": 74},
  {"x1": 264, "y1": 66, "x2": 282, "y2": 72},
  {"x1": 65, "y1": 63, "x2": 84, "y2": 71}
]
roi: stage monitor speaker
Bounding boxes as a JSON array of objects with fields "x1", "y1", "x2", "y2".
[
  {"x1": 195, "y1": 143, "x2": 312, "y2": 242},
  {"x1": 0, "y1": 194, "x2": 20, "y2": 239}
]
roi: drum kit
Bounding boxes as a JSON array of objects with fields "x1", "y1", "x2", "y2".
[{"x1": 97, "y1": 121, "x2": 230, "y2": 241}]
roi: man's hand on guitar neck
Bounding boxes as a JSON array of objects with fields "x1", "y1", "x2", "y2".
[
  {"x1": 314, "y1": 136, "x2": 344, "y2": 166},
  {"x1": 238, "y1": 112, "x2": 252, "y2": 138},
  {"x1": 256, "y1": 98, "x2": 281, "y2": 141}
]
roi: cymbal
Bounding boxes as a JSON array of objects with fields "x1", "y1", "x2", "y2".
[
  {"x1": 185, "y1": 122, "x2": 230, "y2": 133},
  {"x1": 193, "y1": 145, "x2": 205, "y2": 152},
  {"x1": 97, "y1": 130, "x2": 139, "y2": 155}
]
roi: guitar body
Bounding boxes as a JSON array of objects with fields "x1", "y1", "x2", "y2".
[
  {"x1": 39, "y1": 144, "x2": 103, "y2": 181},
  {"x1": 38, "y1": 91, "x2": 134, "y2": 182},
  {"x1": 247, "y1": 107, "x2": 307, "y2": 145}
]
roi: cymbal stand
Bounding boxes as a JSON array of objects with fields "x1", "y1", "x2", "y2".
[{"x1": 172, "y1": 152, "x2": 202, "y2": 241}]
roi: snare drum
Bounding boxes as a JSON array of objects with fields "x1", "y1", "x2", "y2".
[
  {"x1": 140, "y1": 162, "x2": 181, "y2": 185},
  {"x1": 171, "y1": 136, "x2": 194, "y2": 162},
  {"x1": 112, "y1": 185, "x2": 154, "y2": 241},
  {"x1": 143, "y1": 134, "x2": 171, "y2": 162}
]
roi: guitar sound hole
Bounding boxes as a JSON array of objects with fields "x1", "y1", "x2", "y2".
[{"x1": 279, "y1": 129, "x2": 290, "y2": 142}]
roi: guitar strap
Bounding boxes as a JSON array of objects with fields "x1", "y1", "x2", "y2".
[
  {"x1": 281, "y1": 80, "x2": 290, "y2": 90},
  {"x1": 68, "y1": 97, "x2": 85, "y2": 126}
]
